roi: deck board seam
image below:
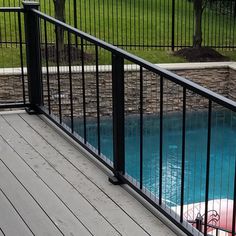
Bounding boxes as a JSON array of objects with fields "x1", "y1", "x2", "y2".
[
  {"x1": 3, "y1": 114, "x2": 121, "y2": 236},
  {"x1": 0, "y1": 117, "x2": 95, "y2": 236},
  {"x1": 0, "y1": 188, "x2": 35, "y2": 236},
  {"x1": 0, "y1": 156, "x2": 65, "y2": 236},
  {"x1": 0, "y1": 227, "x2": 5, "y2": 236},
  {"x1": 25, "y1": 114, "x2": 153, "y2": 236}
]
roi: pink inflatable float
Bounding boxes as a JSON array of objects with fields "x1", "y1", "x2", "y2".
[{"x1": 174, "y1": 199, "x2": 234, "y2": 235}]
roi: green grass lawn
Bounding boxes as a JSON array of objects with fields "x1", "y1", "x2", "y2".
[
  {"x1": 0, "y1": 0, "x2": 236, "y2": 67},
  {"x1": 2, "y1": 45, "x2": 236, "y2": 69},
  {"x1": 38, "y1": 0, "x2": 236, "y2": 48}
]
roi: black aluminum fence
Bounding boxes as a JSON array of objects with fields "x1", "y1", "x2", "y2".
[
  {"x1": 0, "y1": 7, "x2": 28, "y2": 108},
  {"x1": 1, "y1": 0, "x2": 236, "y2": 50},
  {"x1": 1, "y1": 3, "x2": 236, "y2": 236}
]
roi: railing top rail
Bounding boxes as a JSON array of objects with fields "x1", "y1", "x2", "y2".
[
  {"x1": 0, "y1": 7, "x2": 23, "y2": 12},
  {"x1": 32, "y1": 8, "x2": 236, "y2": 112}
]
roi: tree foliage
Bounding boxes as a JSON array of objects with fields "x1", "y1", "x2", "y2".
[{"x1": 192, "y1": 0, "x2": 235, "y2": 48}]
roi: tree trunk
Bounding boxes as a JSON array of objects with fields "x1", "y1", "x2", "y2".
[
  {"x1": 53, "y1": 0, "x2": 66, "y2": 54},
  {"x1": 193, "y1": 0, "x2": 203, "y2": 48}
]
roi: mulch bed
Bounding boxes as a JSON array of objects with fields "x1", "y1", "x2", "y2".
[{"x1": 174, "y1": 47, "x2": 229, "y2": 62}]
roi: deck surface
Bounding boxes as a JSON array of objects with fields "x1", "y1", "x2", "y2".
[{"x1": 0, "y1": 112, "x2": 176, "y2": 236}]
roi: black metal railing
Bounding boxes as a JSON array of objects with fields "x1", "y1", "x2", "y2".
[
  {"x1": 1, "y1": 3, "x2": 236, "y2": 236},
  {"x1": 1, "y1": 0, "x2": 236, "y2": 50}
]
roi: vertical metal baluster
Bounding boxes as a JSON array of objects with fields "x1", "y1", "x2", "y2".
[
  {"x1": 18, "y1": 11, "x2": 25, "y2": 105},
  {"x1": 133, "y1": 0, "x2": 136, "y2": 48},
  {"x1": 55, "y1": 25, "x2": 62, "y2": 123},
  {"x1": 221, "y1": 2, "x2": 225, "y2": 48},
  {"x1": 84, "y1": 0, "x2": 87, "y2": 33},
  {"x1": 150, "y1": 0, "x2": 152, "y2": 47},
  {"x1": 93, "y1": 0, "x2": 96, "y2": 38},
  {"x1": 39, "y1": 19, "x2": 44, "y2": 107},
  {"x1": 146, "y1": 0, "x2": 148, "y2": 47},
  {"x1": 120, "y1": 0, "x2": 124, "y2": 47},
  {"x1": 158, "y1": 0, "x2": 161, "y2": 49},
  {"x1": 171, "y1": 0, "x2": 175, "y2": 51},
  {"x1": 188, "y1": 0, "x2": 191, "y2": 47},
  {"x1": 140, "y1": 67, "x2": 143, "y2": 190},
  {"x1": 154, "y1": 0, "x2": 157, "y2": 47},
  {"x1": 14, "y1": 8, "x2": 18, "y2": 46},
  {"x1": 107, "y1": 0, "x2": 109, "y2": 43},
  {"x1": 207, "y1": 0, "x2": 210, "y2": 46},
  {"x1": 67, "y1": 32, "x2": 74, "y2": 133},
  {"x1": 9, "y1": 9, "x2": 12, "y2": 46},
  {"x1": 88, "y1": 0, "x2": 91, "y2": 35},
  {"x1": 112, "y1": 0, "x2": 114, "y2": 44},
  {"x1": 167, "y1": 0, "x2": 170, "y2": 49},
  {"x1": 142, "y1": 0, "x2": 144, "y2": 48},
  {"x1": 159, "y1": 76, "x2": 163, "y2": 205},
  {"x1": 102, "y1": 0, "x2": 105, "y2": 41},
  {"x1": 229, "y1": 1, "x2": 233, "y2": 49},
  {"x1": 3, "y1": 6, "x2": 7, "y2": 48},
  {"x1": 163, "y1": 0, "x2": 165, "y2": 48},
  {"x1": 180, "y1": 87, "x2": 186, "y2": 223},
  {"x1": 98, "y1": 0, "x2": 101, "y2": 39},
  {"x1": 73, "y1": 0, "x2": 78, "y2": 47},
  {"x1": 204, "y1": 100, "x2": 212, "y2": 236},
  {"x1": 116, "y1": 0, "x2": 119, "y2": 46},
  {"x1": 138, "y1": 0, "x2": 140, "y2": 48},
  {"x1": 79, "y1": 0, "x2": 82, "y2": 32},
  {"x1": 232, "y1": 159, "x2": 236, "y2": 236},
  {"x1": 81, "y1": 38, "x2": 87, "y2": 143},
  {"x1": 95, "y1": 45, "x2": 100, "y2": 155},
  {"x1": 44, "y1": 20, "x2": 51, "y2": 114},
  {"x1": 0, "y1": 12, "x2": 2, "y2": 49}
]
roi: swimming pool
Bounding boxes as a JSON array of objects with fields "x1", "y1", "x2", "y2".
[{"x1": 72, "y1": 109, "x2": 236, "y2": 207}]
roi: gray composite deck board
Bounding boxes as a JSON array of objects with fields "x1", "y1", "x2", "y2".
[
  {"x1": 0, "y1": 138, "x2": 91, "y2": 236},
  {"x1": 0, "y1": 115, "x2": 119, "y2": 236},
  {"x1": 0, "y1": 160, "x2": 63, "y2": 236},
  {"x1": 0, "y1": 113, "x2": 177, "y2": 236},
  {"x1": 0, "y1": 228, "x2": 5, "y2": 236},
  {"x1": 0, "y1": 189, "x2": 33, "y2": 236},
  {"x1": 3, "y1": 114, "x2": 150, "y2": 236},
  {"x1": 21, "y1": 113, "x2": 176, "y2": 236},
  {"x1": 0, "y1": 140, "x2": 91, "y2": 235}
]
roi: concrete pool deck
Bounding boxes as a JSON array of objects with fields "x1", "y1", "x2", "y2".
[{"x1": 0, "y1": 61, "x2": 236, "y2": 75}]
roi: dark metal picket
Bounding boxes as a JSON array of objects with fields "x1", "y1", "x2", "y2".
[{"x1": 1, "y1": 0, "x2": 236, "y2": 50}]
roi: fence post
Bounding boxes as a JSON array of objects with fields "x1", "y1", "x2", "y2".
[
  {"x1": 23, "y1": 1, "x2": 42, "y2": 114},
  {"x1": 109, "y1": 53, "x2": 125, "y2": 185}
]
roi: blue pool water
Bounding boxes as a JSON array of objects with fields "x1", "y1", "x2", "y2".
[{"x1": 72, "y1": 109, "x2": 236, "y2": 207}]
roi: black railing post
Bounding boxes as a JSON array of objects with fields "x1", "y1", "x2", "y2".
[
  {"x1": 23, "y1": 1, "x2": 42, "y2": 114},
  {"x1": 109, "y1": 53, "x2": 125, "y2": 185}
]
